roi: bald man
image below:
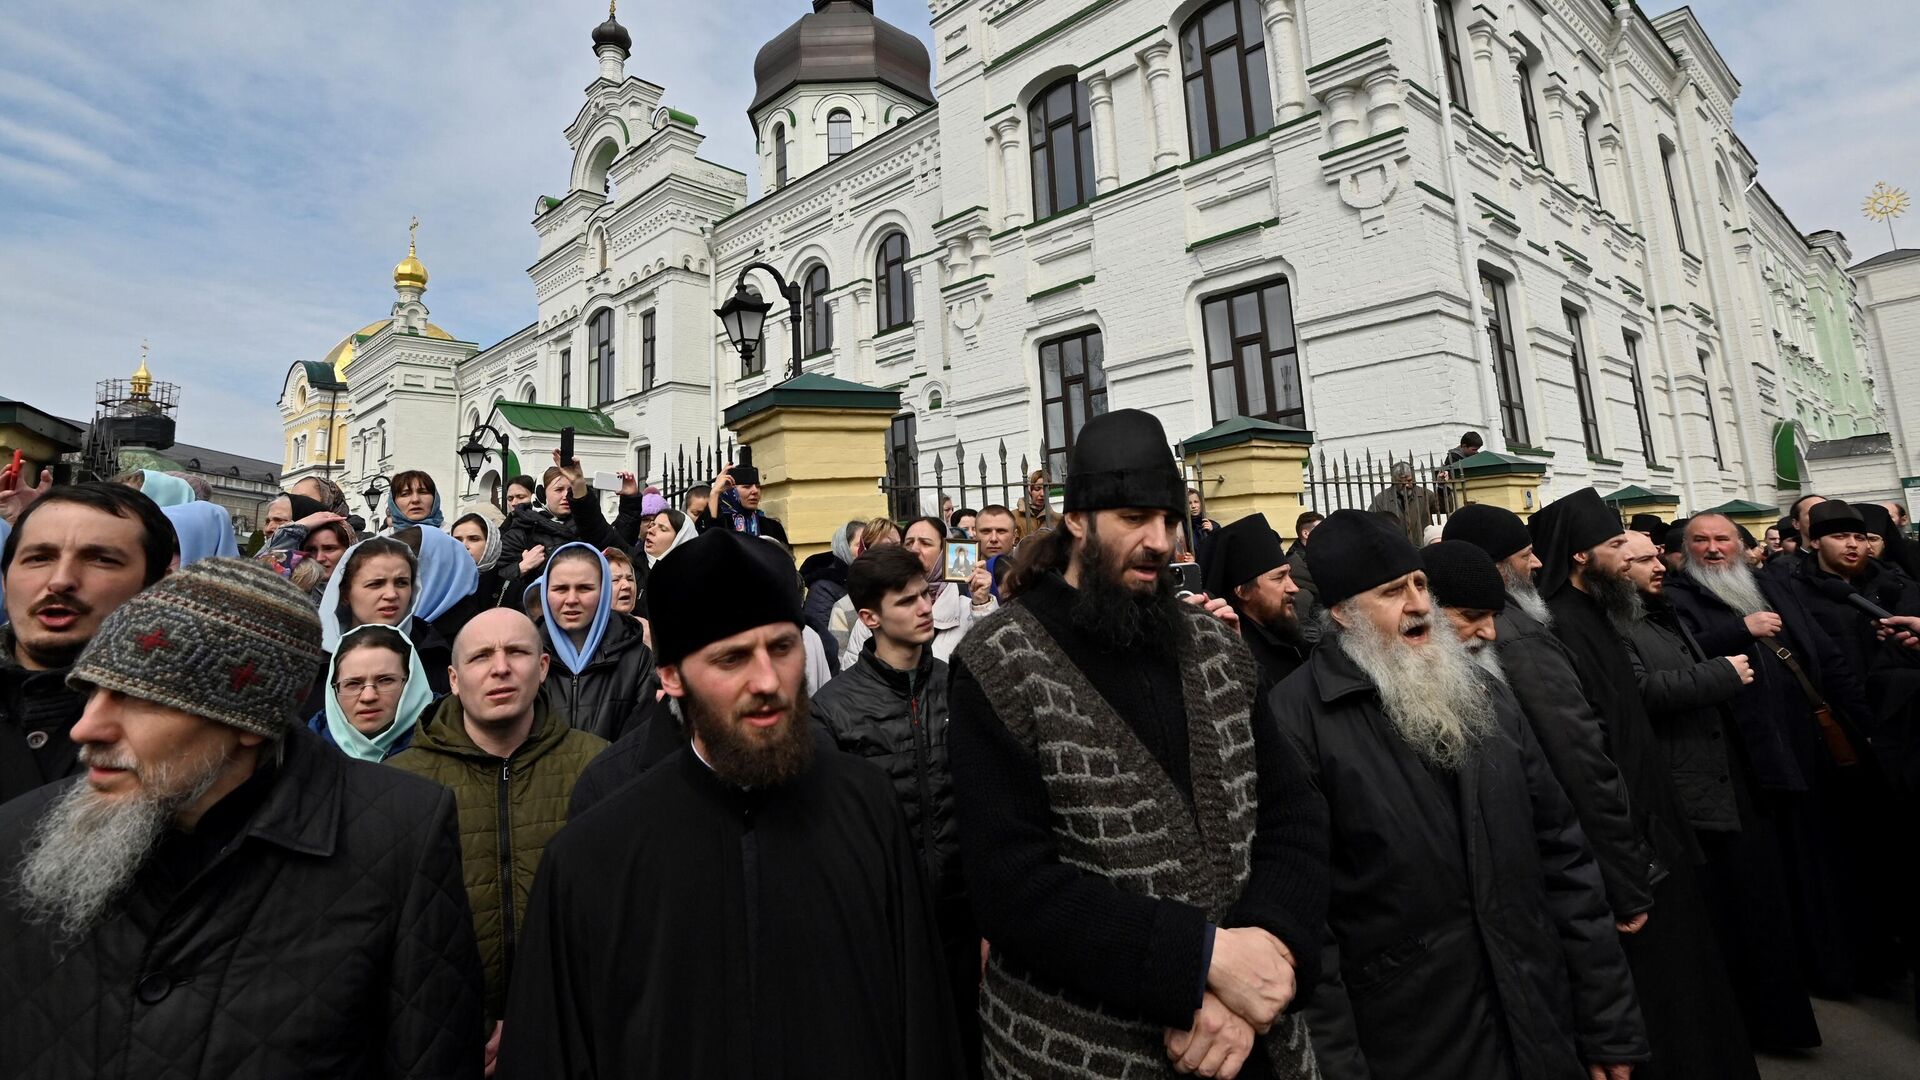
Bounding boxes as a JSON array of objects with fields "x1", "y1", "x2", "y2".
[{"x1": 388, "y1": 609, "x2": 608, "y2": 1068}]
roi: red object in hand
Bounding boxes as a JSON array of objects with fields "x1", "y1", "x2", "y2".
[{"x1": 1, "y1": 450, "x2": 22, "y2": 488}]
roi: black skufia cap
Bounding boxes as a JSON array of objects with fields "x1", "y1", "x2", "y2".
[
  {"x1": 1422, "y1": 541, "x2": 1507, "y2": 613},
  {"x1": 1304, "y1": 510, "x2": 1422, "y2": 608},
  {"x1": 1063, "y1": 409, "x2": 1184, "y2": 516},
  {"x1": 1201, "y1": 513, "x2": 1286, "y2": 598},
  {"x1": 649, "y1": 530, "x2": 802, "y2": 665}
]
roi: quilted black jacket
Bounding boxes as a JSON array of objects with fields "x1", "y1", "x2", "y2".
[{"x1": 0, "y1": 726, "x2": 484, "y2": 1079}]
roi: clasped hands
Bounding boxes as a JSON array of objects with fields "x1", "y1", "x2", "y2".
[{"x1": 1164, "y1": 926, "x2": 1294, "y2": 1078}]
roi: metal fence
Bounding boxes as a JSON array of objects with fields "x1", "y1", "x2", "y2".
[
  {"x1": 652, "y1": 432, "x2": 737, "y2": 510},
  {"x1": 882, "y1": 437, "x2": 1038, "y2": 522},
  {"x1": 1302, "y1": 447, "x2": 1465, "y2": 522}
]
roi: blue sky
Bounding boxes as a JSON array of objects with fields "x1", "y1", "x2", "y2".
[{"x1": 0, "y1": 1, "x2": 1909, "y2": 460}]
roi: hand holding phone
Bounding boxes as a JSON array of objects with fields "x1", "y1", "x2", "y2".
[
  {"x1": 592, "y1": 471, "x2": 622, "y2": 492},
  {"x1": 558, "y1": 426, "x2": 576, "y2": 467}
]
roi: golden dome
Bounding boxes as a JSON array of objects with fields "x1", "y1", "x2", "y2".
[
  {"x1": 394, "y1": 244, "x2": 429, "y2": 291},
  {"x1": 130, "y1": 351, "x2": 153, "y2": 397},
  {"x1": 327, "y1": 318, "x2": 455, "y2": 374}
]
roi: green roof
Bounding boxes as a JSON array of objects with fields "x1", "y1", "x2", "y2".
[
  {"x1": 115, "y1": 448, "x2": 186, "y2": 473},
  {"x1": 494, "y1": 402, "x2": 626, "y2": 437},
  {"x1": 1449, "y1": 451, "x2": 1546, "y2": 477},
  {"x1": 1700, "y1": 499, "x2": 1777, "y2": 517},
  {"x1": 1181, "y1": 415, "x2": 1314, "y2": 455},
  {"x1": 300, "y1": 361, "x2": 346, "y2": 391},
  {"x1": 723, "y1": 372, "x2": 900, "y2": 426},
  {"x1": 1598, "y1": 484, "x2": 1678, "y2": 506}
]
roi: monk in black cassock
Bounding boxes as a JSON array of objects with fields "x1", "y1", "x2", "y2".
[
  {"x1": 497, "y1": 530, "x2": 962, "y2": 1079},
  {"x1": 1529, "y1": 488, "x2": 1756, "y2": 1080}
]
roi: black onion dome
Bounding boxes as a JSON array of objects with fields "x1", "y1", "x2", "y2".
[
  {"x1": 750, "y1": 0, "x2": 933, "y2": 118},
  {"x1": 592, "y1": 13, "x2": 632, "y2": 53}
]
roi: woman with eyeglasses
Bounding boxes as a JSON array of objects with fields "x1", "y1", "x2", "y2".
[{"x1": 310, "y1": 624, "x2": 438, "y2": 762}]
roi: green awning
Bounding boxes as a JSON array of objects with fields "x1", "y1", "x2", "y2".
[
  {"x1": 1772, "y1": 421, "x2": 1803, "y2": 489},
  {"x1": 1598, "y1": 484, "x2": 1679, "y2": 507},
  {"x1": 494, "y1": 402, "x2": 626, "y2": 437},
  {"x1": 1700, "y1": 499, "x2": 1776, "y2": 517}
]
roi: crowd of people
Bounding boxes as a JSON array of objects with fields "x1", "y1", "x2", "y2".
[{"x1": 0, "y1": 416, "x2": 1915, "y2": 1079}]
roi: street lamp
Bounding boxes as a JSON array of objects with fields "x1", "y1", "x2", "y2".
[
  {"x1": 715, "y1": 261, "x2": 804, "y2": 382},
  {"x1": 458, "y1": 406, "x2": 514, "y2": 510},
  {"x1": 361, "y1": 475, "x2": 391, "y2": 517}
]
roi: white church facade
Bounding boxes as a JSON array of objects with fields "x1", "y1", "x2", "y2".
[{"x1": 281, "y1": 0, "x2": 1886, "y2": 530}]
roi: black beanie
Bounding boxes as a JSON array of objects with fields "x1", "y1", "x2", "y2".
[
  {"x1": 1443, "y1": 503, "x2": 1532, "y2": 562},
  {"x1": 1806, "y1": 500, "x2": 1868, "y2": 542},
  {"x1": 1201, "y1": 513, "x2": 1286, "y2": 599},
  {"x1": 1422, "y1": 541, "x2": 1507, "y2": 613},
  {"x1": 1304, "y1": 510, "x2": 1422, "y2": 608},
  {"x1": 648, "y1": 530, "x2": 803, "y2": 665},
  {"x1": 1629, "y1": 513, "x2": 1666, "y2": 536},
  {"x1": 1663, "y1": 518, "x2": 1692, "y2": 554},
  {"x1": 1063, "y1": 409, "x2": 1184, "y2": 516}
]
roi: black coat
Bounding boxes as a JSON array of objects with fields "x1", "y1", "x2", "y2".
[
  {"x1": 0, "y1": 627, "x2": 84, "y2": 804},
  {"x1": 1241, "y1": 616, "x2": 1308, "y2": 702},
  {"x1": 1270, "y1": 643, "x2": 1646, "y2": 1080},
  {"x1": 812, "y1": 643, "x2": 961, "y2": 908},
  {"x1": 1619, "y1": 603, "x2": 1747, "y2": 833},
  {"x1": 1664, "y1": 568, "x2": 1872, "y2": 792},
  {"x1": 0, "y1": 726, "x2": 484, "y2": 1079},
  {"x1": 541, "y1": 612, "x2": 660, "y2": 742},
  {"x1": 1493, "y1": 601, "x2": 1658, "y2": 917},
  {"x1": 495, "y1": 492, "x2": 631, "y2": 609},
  {"x1": 800, "y1": 552, "x2": 849, "y2": 674},
  {"x1": 1787, "y1": 557, "x2": 1920, "y2": 787}
]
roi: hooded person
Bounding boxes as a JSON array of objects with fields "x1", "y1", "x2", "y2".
[
  {"x1": 537, "y1": 542, "x2": 659, "y2": 742},
  {"x1": 799, "y1": 520, "x2": 862, "y2": 676},
  {"x1": 0, "y1": 558, "x2": 484, "y2": 1078},
  {"x1": 311, "y1": 622, "x2": 437, "y2": 762},
  {"x1": 131, "y1": 468, "x2": 196, "y2": 508},
  {"x1": 1202, "y1": 512, "x2": 1307, "y2": 697},
  {"x1": 162, "y1": 501, "x2": 240, "y2": 565},
  {"x1": 949, "y1": 409, "x2": 1327, "y2": 1080},
  {"x1": 1528, "y1": 487, "x2": 1757, "y2": 1080},
  {"x1": 499, "y1": 529, "x2": 963, "y2": 1079},
  {"x1": 1276, "y1": 513, "x2": 1646, "y2": 1080},
  {"x1": 1857, "y1": 500, "x2": 1920, "y2": 580}
]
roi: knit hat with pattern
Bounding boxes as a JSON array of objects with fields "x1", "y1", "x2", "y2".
[{"x1": 67, "y1": 557, "x2": 327, "y2": 738}]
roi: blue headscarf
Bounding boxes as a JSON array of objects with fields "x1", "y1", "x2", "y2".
[
  {"x1": 322, "y1": 624, "x2": 434, "y2": 762},
  {"x1": 405, "y1": 524, "x2": 479, "y2": 623},
  {"x1": 387, "y1": 485, "x2": 445, "y2": 530},
  {"x1": 162, "y1": 502, "x2": 239, "y2": 565},
  {"x1": 139, "y1": 470, "x2": 195, "y2": 508},
  {"x1": 319, "y1": 537, "x2": 417, "y2": 651},
  {"x1": 540, "y1": 542, "x2": 613, "y2": 675}
]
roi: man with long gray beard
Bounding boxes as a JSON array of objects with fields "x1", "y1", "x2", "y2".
[
  {"x1": 1274, "y1": 512, "x2": 1644, "y2": 1080},
  {"x1": 498, "y1": 529, "x2": 961, "y2": 1078},
  {"x1": 1663, "y1": 511, "x2": 1875, "y2": 997},
  {"x1": 1530, "y1": 489, "x2": 1755, "y2": 1079},
  {"x1": 950, "y1": 409, "x2": 1327, "y2": 1080},
  {"x1": 1444, "y1": 502, "x2": 1659, "y2": 933},
  {"x1": 0, "y1": 558, "x2": 483, "y2": 1079},
  {"x1": 1614, "y1": 532, "x2": 1820, "y2": 1050}
]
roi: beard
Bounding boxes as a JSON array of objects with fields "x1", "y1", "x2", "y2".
[
  {"x1": 1069, "y1": 524, "x2": 1185, "y2": 662},
  {"x1": 683, "y1": 684, "x2": 816, "y2": 789},
  {"x1": 1685, "y1": 551, "x2": 1769, "y2": 616},
  {"x1": 1336, "y1": 609, "x2": 1497, "y2": 771},
  {"x1": 13, "y1": 743, "x2": 228, "y2": 941},
  {"x1": 1465, "y1": 637, "x2": 1507, "y2": 683},
  {"x1": 1499, "y1": 565, "x2": 1552, "y2": 627},
  {"x1": 1581, "y1": 559, "x2": 1645, "y2": 629}
]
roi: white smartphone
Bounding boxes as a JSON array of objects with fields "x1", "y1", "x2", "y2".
[{"x1": 592, "y1": 471, "x2": 622, "y2": 492}]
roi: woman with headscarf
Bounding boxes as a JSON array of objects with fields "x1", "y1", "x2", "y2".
[
  {"x1": 799, "y1": 520, "x2": 862, "y2": 676},
  {"x1": 255, "y1": 493, "x2": 353, "y2": 601},
  {"x1": 538, "y1": 543, "x2": 658, "y2": 742},
  {"x1": 640, "y1": 507, "x2": 698, "y2": 570},
  {"x1": 311, "y1": 623, "x2": 436, "y2": 762},
  {"x1": 385, "y1": 470, "x2": 445, "y2": 532},
  {"x1": 605, "y1": 548, "x2": 641, "y2": 616},
  {"x1": 495, "y1": 454, "x2": 632, "y2": 611},
  {"x1": 119, "y1": 468, "x2": 196, "y2": 507},
  {"x1": 321, "y1": 531, "x2": 471, "y2": 695},
  {"x1": 449, "y1": 506, "x2": 520, "y2": 608},
  {"x1": 161, "y1": 501, "x2": 241, "y2": 566}
]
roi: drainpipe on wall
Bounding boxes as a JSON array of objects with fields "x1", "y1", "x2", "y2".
[{"x1": 1423, "y1": 1, "x2": 1504, "y2": 451}]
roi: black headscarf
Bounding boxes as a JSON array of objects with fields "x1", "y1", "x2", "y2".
[
  {"x1": 1858, "y1": 502, "x2": 1920, "y2": 578},
  {"x1": 1528, "y1": 488, "x2": 1624, "y2": 599}
]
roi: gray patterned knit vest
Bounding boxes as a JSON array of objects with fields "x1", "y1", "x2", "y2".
[{"x1": 956, "y1": 602, "x2": 1318, "y2": 1080}]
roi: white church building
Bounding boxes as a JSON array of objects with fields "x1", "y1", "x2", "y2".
[{"x1": 280, "y1": 0, "x2": 1886, "y2": 528}]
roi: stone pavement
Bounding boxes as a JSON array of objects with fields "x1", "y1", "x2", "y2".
[{"x1": 1756, "y1": 988, "x2": 1918, "y2": 1079}]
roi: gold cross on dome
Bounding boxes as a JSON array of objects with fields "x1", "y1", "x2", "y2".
[{"x1": 408, "y1": 215, "x2": 420, "y2": 254}]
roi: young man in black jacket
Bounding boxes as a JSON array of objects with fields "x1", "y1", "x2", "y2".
[{"x1": 813, "y1": 543, "x2": 975, "y2": 1073}]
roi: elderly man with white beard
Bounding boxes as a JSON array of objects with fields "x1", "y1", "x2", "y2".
[
  {"x1": 1662, "y1": 511, "x2": 1878, "y2": 998},
  {"x1": 1443, "y1": 503, "x2": 1661, "y2": 935},
  {"x1": 1273, "y1": 511, "x2": 1645, "y2": 1080},
  {"x1": 0, "y1": 558, "x2": 484, "y2": 1079},
  {"x1": 1530, "y1": 489, "x2": 1756, "y2": 1080}
]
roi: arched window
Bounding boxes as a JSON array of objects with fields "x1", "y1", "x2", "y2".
[
  {"x1": 1180, "y1": 0, "x2": 1274, "y2": 159},
  {"x1": 875, "y1": 232, "x2": 913, "y2": 333},
  {"x1": 467, "y1": 409, "x2": 481, "y2": 432},
  {"x1": 773, "y1": 123, "x2": 788, "y2": 188},
  {"x1": 587, "y1": 308, "x2": 616, "y2": 406},
  {"x1": 594, "y1": 227, "x2": 609, "y2": 273},
  {"x1": 586, "y1": 139, "x2": 618, "y2": 196},
  {"x1": 1028, "y1": 77, "x2": 1095, "y2": 218},
  {"x1": 804, "y1": 264, "x2": 833, "y2": 354},
  {"x1": 827, "y1": 109, "x2": 852, "y2": 160},
  {"x1": 523, "y1": 383, "x2": 538, "y2": 403}
]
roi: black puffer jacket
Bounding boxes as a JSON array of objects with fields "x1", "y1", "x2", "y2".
[
  {"x1": 1619, "y1": 602, "x2": 1747, "y2": 833},
  {"x1": 1273, "y1": 643, "x2": 1646, "y2": 1079},
  {"x1": 800, "y1": 552, "x2": 849, "y2": 673},
  {"x1": 495, "y1": 491, "x2": 631, "y2": 609},
  {"x1": 0, "y1": 726, "x2": 484, "y2": 1079},
  {"x1": 541, "y1": 612, "x2": 659, "y2": 742},
  {"x1": 0, "y1": 627, "x2": 85, "y2": 804},
  {"x1": 811, "y1": 642, "x2": 961, "y2": 908}
]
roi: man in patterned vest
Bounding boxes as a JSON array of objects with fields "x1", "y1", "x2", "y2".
[{"x1": 949, "y1": 408, "x2": 1328, "y2": 1080}]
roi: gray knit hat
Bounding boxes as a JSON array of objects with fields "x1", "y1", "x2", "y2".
[{"x1": 68, "y1": 557, "x2": 327, "y2": 738}]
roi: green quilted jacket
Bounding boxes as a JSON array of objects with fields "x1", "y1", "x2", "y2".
[{"x1": 388, "y1": 696, "x2": 606, "y2": 1020}]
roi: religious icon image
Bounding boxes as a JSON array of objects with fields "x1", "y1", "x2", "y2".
[{"x1": 943, "y1": 540, "x2": 978, "y2": 583}]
